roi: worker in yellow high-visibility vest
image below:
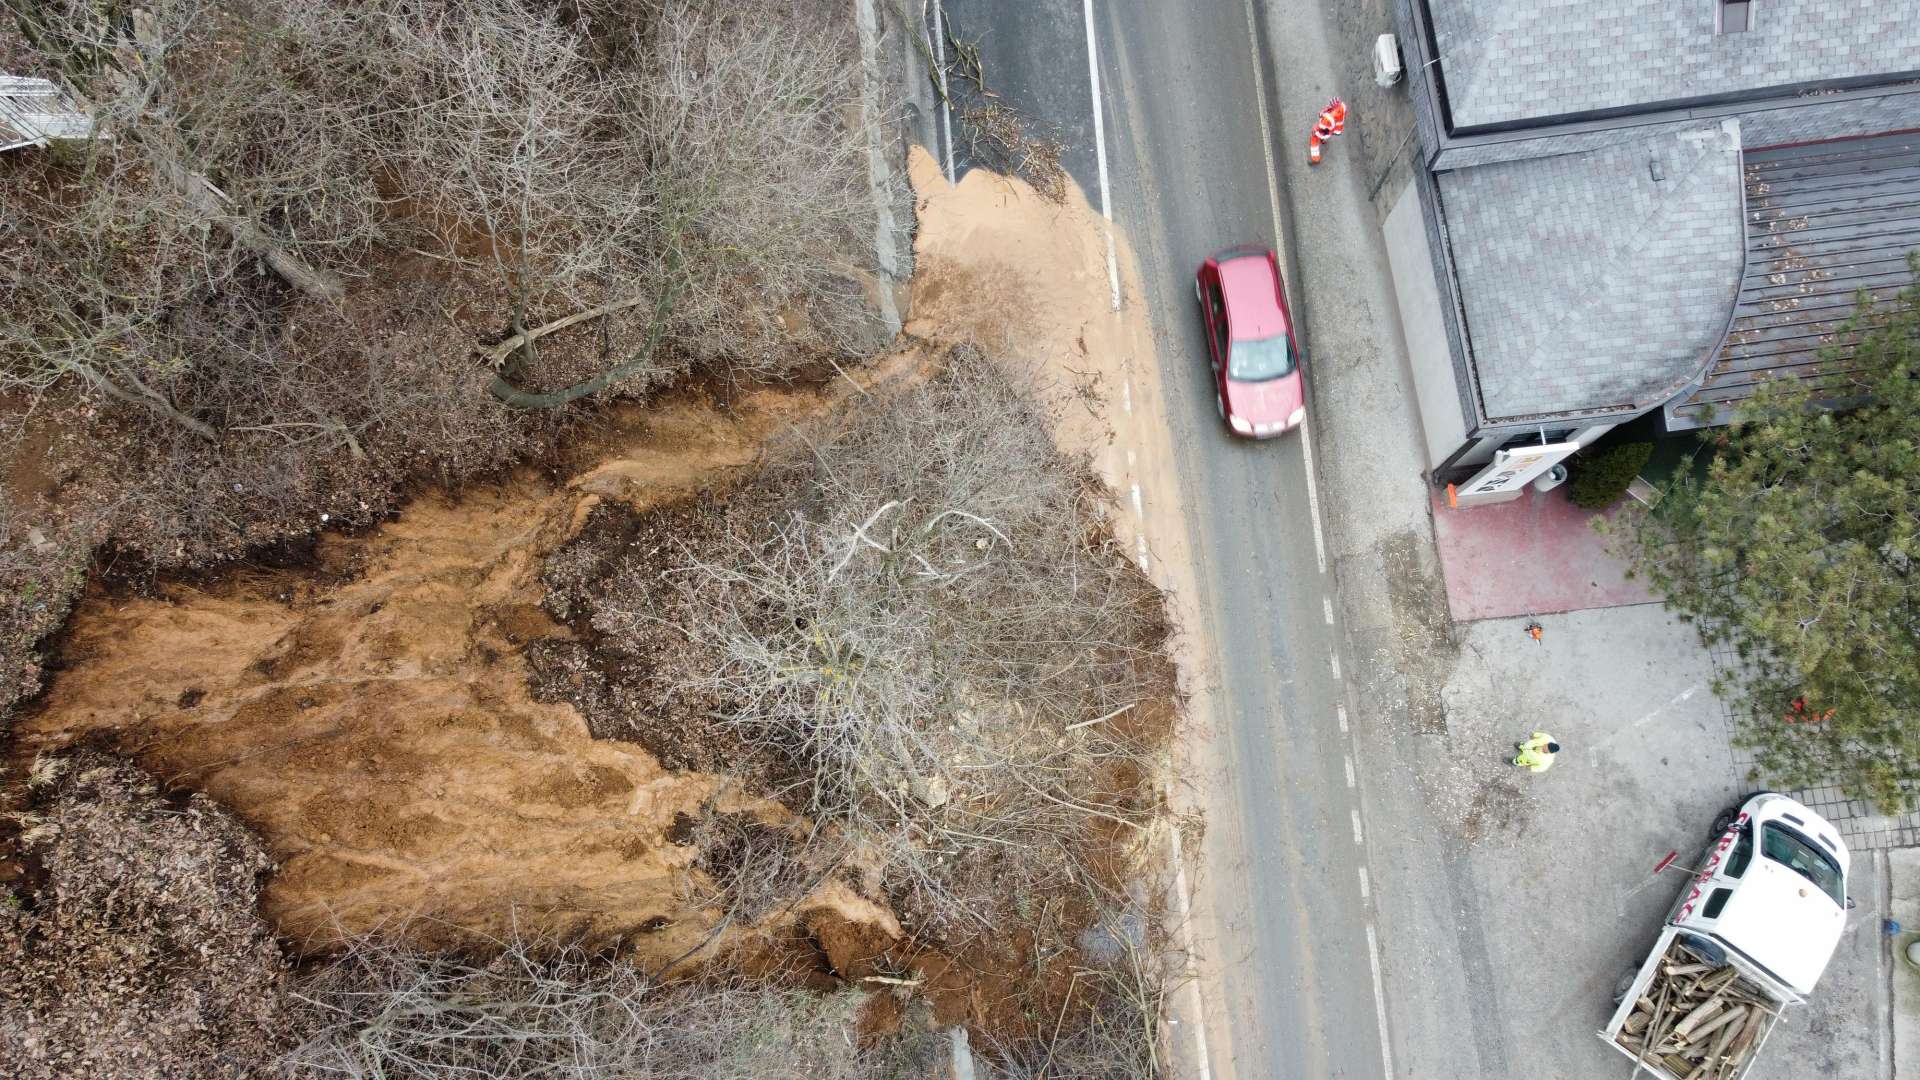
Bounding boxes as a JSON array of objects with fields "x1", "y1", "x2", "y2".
[{"x1": 1512, "y1": 732, "x2": 1560, "y2": 772}]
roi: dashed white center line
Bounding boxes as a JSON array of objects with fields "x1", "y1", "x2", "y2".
[
  {"x1": 1329, "y1": 650, "x2": 1341, "y2": 680},
  {"x1": 1323, "y1": 595, "x2": 1334, "y2": 624},
  {"x1": 1131, "y1": 483, "x2": 1144, "y2": 517},
  {"x1": 1135, "y1": 535, "x2": 1150, "y2": 574},
  {"x1": 1366, "y1": 923, "x2": 1398, "y2": 1080},
  {"x1": 1337, "y1": 704, "x2": 1349, "y2": 734},
  {"x1": 1358, "y1": 865, "x2": 1372, "y2": 900},
  {"x1": 1343, "y1": 754, "x2": 1356, "y2": 789},
  {"x1": 1350, "y1": 808, "x2": 1366, "y2": 845},
  {"x1": 1122, "y1": 377, "x2": 1133, "y2": 415}
]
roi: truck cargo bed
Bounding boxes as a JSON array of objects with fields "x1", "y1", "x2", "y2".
[{"x1": 1599, "y1": 928, "x2": 1783, "y2": 1080}]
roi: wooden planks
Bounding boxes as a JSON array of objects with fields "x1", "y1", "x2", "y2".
[{"x1": 1612, "y1": 940, "x2": 1775, "y2": 1080}]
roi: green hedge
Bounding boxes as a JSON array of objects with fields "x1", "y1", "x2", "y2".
[{"x1": 1568, "y1": 442, "x2": 1653, "y2": 510}]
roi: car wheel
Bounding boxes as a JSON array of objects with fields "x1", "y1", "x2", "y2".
[
  {"x1": 1711, "y1": 792, "x2": 1769, "y2": 836},
  {"x1": 1709, "y1": 806, "x2": 1741, "y2": 837},
  {"x1": 1612, "y1": 964, "x2": 1639, "y2": 1006}
]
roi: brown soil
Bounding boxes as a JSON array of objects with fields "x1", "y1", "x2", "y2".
[
  {"x1": 11, "y1": 144, "x2": 1187, "y2": 1050},
  {"x1": 16, "y1": 370, "x2": 918, "y2": 960}
]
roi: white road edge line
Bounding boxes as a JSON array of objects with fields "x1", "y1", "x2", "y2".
[
  {"x1": 1366, "y1": 923, "x2": 1398, "y2": 1080},
  {"x1": 1080, "y1": 0, "x2": 1123, "y2": 311},
  {"x1": 1237, "y1": 0, "x2": 1329, "y2": 576},
  {"x1": 931, "y1": 0, "x2": 955, "y2": 183},
  {"x1": 1165, "y1": 782, "x2": 1216, "y2": 1080},
  {"x1": 1243, "y1": 23, "x2": 1370, "y2": 1080},
  {"x1": 1239, "y1": 0, "x2": 1287, "y2": 264}
]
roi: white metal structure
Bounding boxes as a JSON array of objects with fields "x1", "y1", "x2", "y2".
[
  {"x1": 1372, "y1": 34, "x2": 1404, "y2": 87},
  {"x1": 0, "y1": 75, "x2": 93, "y2": 153}
]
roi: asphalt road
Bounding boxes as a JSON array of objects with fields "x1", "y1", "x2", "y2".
[{"x1": 939, "y1": 1, "x2": 1393, "y2": 1077}]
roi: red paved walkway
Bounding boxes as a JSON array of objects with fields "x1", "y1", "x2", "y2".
[{"x1": 1430, "y1": 487, "x2": 1656, "y2": 623}]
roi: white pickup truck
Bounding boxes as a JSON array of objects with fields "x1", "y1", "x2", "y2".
[{"x1": 1600, "y1": 792, "x2": 1851, "y2": 1080}]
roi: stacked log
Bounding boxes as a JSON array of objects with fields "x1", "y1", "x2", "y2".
[{"x1": 1614, "y1": 941, "x2": 1774, "y2": 1079}]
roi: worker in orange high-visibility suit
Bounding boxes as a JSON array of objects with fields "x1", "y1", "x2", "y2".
[{"x1": 1308, "y1": 97, "x2": 1346, "y2": 165}]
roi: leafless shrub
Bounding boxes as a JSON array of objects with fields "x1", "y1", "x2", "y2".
[
  {"x1": 283, "y1": 930, "x2": 937, "y2": 1079},
  {"x1": 687, "y1": 809, "x2": 835, "y2": 927},
  {"x1": 627, "y1": 349, "x2": 1170, "y2": 934},
  {"x1": 0, "y1": 751, "x2": 297, "y2": 1080},
  {"x1": 0, "y1": 0, "x2": 889, "y2": 569},
  {"x1": 0, "y1": 499, "x2": 93, "y2": 723},
  {"x1": 979, "y1": 914, "x2": 1170, "y2": 1080}
]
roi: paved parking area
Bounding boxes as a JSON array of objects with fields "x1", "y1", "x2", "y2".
[{"x1": 1425, "y1": 606, "x2": 1891, "y2": 1080}]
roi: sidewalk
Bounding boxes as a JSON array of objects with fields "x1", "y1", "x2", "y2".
[
  {"x1": 1893, "y1": 849, "x2": 1920, "y2": 1079},
  {"x1": 1430, "y1": 487, "x2": 1654, "y2": 622}
]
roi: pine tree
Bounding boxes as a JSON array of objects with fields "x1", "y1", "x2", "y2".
[{"x1": 1627, "y1": 265, "x2": 1920, "y2": 810}]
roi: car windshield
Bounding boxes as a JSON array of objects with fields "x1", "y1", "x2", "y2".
[
  {"x1": 1228, "y1": 334, "x2": 1295, "y2": 381},
  {"x1": 1762, "y1": 823, "x2": 1845, "y2": 907}
]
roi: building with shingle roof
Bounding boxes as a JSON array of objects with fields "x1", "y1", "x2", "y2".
[{"x1": 1384, "y1": 0, "x2": 1920, "y2": 503}]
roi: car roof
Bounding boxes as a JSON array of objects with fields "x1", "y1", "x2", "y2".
[{"x1": 1217, "y1": 253, "x2": 1286, "y2": 340}]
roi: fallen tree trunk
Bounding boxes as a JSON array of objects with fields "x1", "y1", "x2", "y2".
[
  {"x1": 483, "y1": 294, "x2": 656, "y2": 369},
  {"x1": 156, "y1": 161, "x2": 345, "y2": 302}
]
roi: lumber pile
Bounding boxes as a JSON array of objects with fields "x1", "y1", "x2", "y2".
[{"x1": 1614, "y1": 941, "x2": 1774, "y2": 1079}]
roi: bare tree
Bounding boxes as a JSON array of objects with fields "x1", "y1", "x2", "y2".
[
  {"x1": 284, "y1": 929, "x2": 936, "y2": 1080},
  {"x1": 573, "y1": 349, "x2": 1172, "y2": 935}
]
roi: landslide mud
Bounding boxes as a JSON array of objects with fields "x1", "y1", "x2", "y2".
[{"x1": 17, "y1": 375, "x2": 914, "y2": 958}]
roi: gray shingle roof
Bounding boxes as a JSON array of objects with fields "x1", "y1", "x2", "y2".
[
  {"x1": 1666, "y1": 132, "x2": 1920, "y2": 428},
  {"x1": 1427, "y1": 0, "x2": 1920, "y2": 130},
  {"x1": 1440, "y1": 120, "x2": 1745, "y2": 422}
]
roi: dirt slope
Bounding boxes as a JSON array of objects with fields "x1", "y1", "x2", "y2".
[
  {"x1": 18, "y1": 377, "x2": 911, "y2": 957},
  {"x1": 17, "y1": 146, "x2": 1179, "y2": 993}
]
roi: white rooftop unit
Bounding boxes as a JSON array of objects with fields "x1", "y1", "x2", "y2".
[{"x1": 1373, "y1": 34, "x2": 1404, "y2": 88}]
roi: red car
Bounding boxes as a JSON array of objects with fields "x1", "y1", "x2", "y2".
[{"x1": 1195, "y1": 246, "x2": 1305, "y2": 438}]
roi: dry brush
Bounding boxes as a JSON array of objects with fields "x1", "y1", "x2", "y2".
[{"x1": 553, "y1": 349, "x2": 1174, "y2": 938}]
